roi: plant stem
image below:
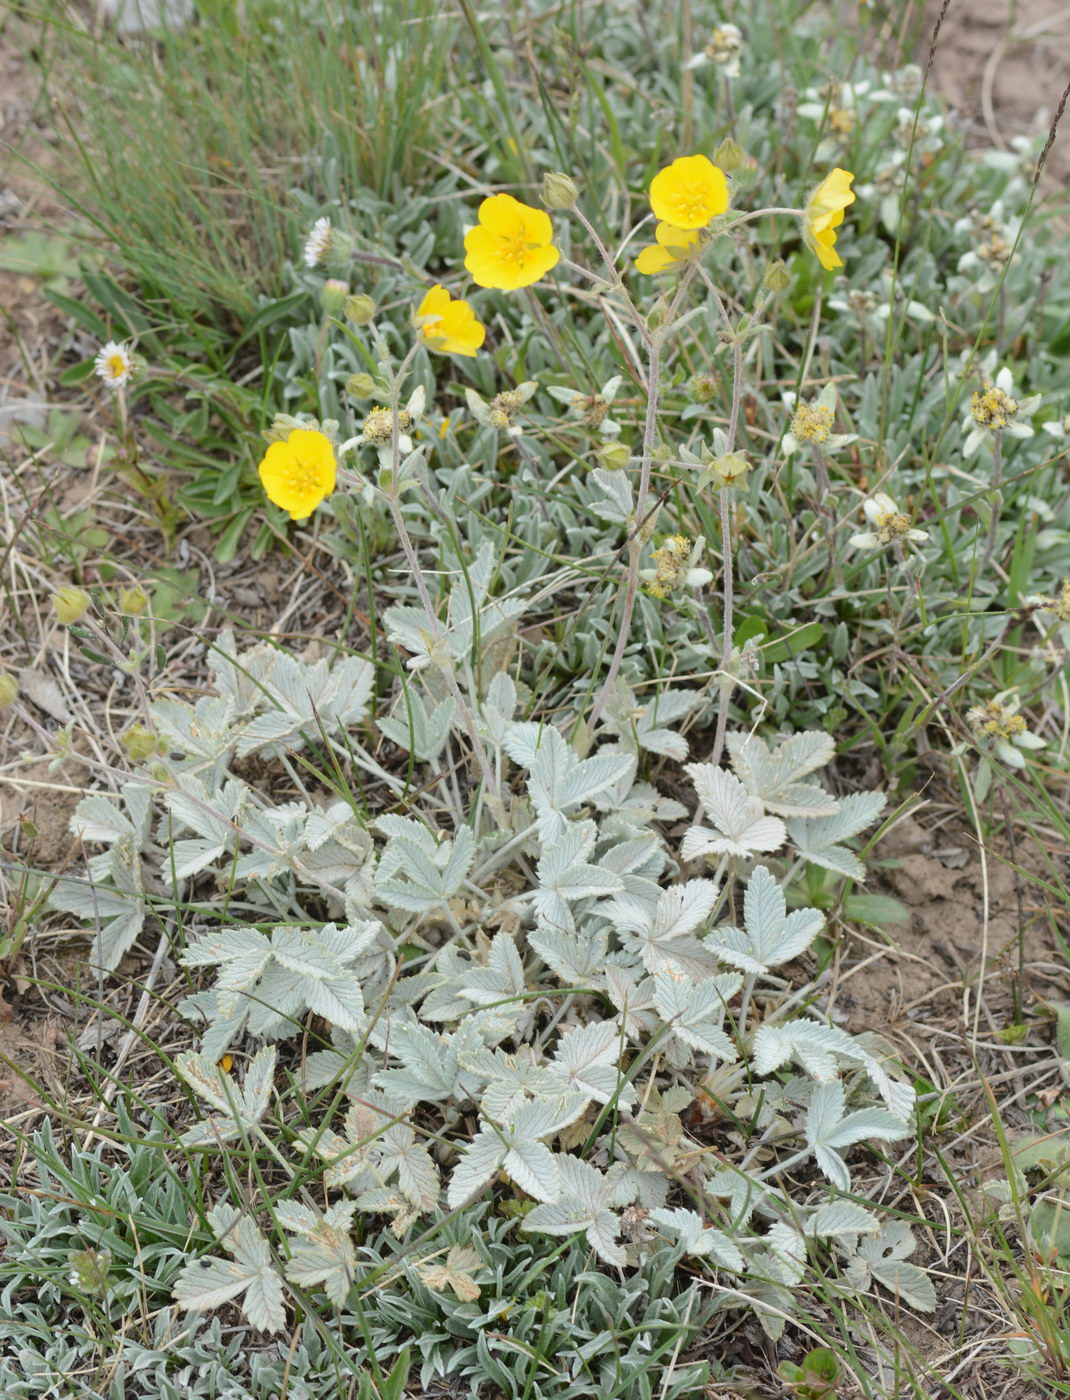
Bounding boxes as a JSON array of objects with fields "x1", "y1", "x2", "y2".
[
  {"x1": 710, "y1": 486, "x2": 735, "y2": 770},
  {"x1": 981, "y1": 430, "x2": 1003, "y2": 570},
  {"x1": 590, "y1": 337, "x2": 662, "y2": 724}
]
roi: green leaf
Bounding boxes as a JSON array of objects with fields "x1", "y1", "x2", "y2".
[
  {"x1": 844, "y1": 893, "x2": 911, "y2": 927},
  {"x1": 761, "y1": 622, "x2": 826, "y2": 664},
  {"x1": 1053, "y1": 1002, "x2": 1070, "y2": 1061}
]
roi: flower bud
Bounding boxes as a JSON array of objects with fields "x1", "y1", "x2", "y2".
[
  {"x1": 763, "y1": 258, "x2": 792, "y2": 292},
  {"x1": 122, "y1": 723, "x2": 158, "y2": 761},
  {"x1": 52, "y1": 587, "x2": 91, "y2": 625},
  {"x1": 119, "y1": 584, "x2": 150, "y2": 616},
  {"x1": 0, "y1": 672, "x2": 18, "y2": 707},
  {"x1": 321, "y1": 279, "x2": 350, "y2": 314},
  {"x1": 597, "y1": 440, "x2": 631, "y2": 471},
  {"x1": 346, "y1": 373, "x2": 379, "y2": 399},
  {"x1": 685, "y1": 371, "x2": 719, "y2": 404},
  {"x1": 541, "y1": 171, "x2": 578, "y2": 210},
  {"x1": 713, "y1": 137, "x2": 744, "y2": 173},
  {"x1": 345, "y1": 293, "x2": 377, "y2": 326}
]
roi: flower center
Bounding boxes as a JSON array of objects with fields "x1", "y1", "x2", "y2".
[
  {"x1": 970, "y1": 385, "x2": 1017, "y2": 428},
  {"x1": 107, "y1": 355, "x2": 127, "y2": 378},
  {"x1": 672, "y1": 184, "x2": 713, "y2": 224},
  {"x1": 498, "y1": 226, "x2": 536, "y2": 269},
  {"x1": 874, "y1": 509, "x2": 912, "y2": 541},
  {"x1": 284, "y1": 456, "x2": 323, "y2": 497}
]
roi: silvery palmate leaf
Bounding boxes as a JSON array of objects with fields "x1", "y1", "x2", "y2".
[
  {"x1": 504, "y1": 722, "x2": 635, "y2": 839},
  {"x1": 377, "y1": 690, "x2": 456, "y2": 762},
  {"x1": 173, "y1": 1202, "x2": 285, "y2": 1334},
  {"x1": 374, "y1": 816, "x2": 475, "y2": 914},
  {"x1": 235, "y1": 652, "x2": 374, "y2": 758},
  {"x1": 532, "y1": 819, "x2": 624, "y2": 929},
  {"x1": 647, "y1": 1207, "x2": 744, "y2": 1271},
  {"x1": 603, "y1": 879, "x2": 722, "y2": 975},
  {"x1": 843, "y1": 1221, "x2": 937, "y2": 1312},
  {"x1": 726, "y1": 730, "x2": 840, "y2": 818},
  {"x1": 652, "y1": 970, "x2": 742, "y2": 1061},
  {"x1": 447, "y1": 1095, "x2": 586, "y2": 1210},
  {"x1": 705, "y1": 864, "x2": 824, "y2": 974},
  {"x1": 598, "y1": 683, "x2": 700, "y2": 761},
  {"x1": 276, "y1": 1199, "x2": 359, "y2": 1307},
  {"x1": 804, "y1": 1081, "x2": 913, "y2": 1192},
  {"x1": 177, "y1": 1045, "x2": 276, "y2": 1147},
  {"x1": 681, "y1": 765, "x2": 787, "y2": 860},
  {"x1": 753, "y1": 1020, "x2": 916, "y2": 1121},
  {"x1": 522, "y1": 1156, "x2": 631, "y2": 1266},
  {"x1": 785, "y1": 791, "x2": 887, "y2": 882}
]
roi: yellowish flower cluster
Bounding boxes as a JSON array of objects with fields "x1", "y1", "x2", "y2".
[
  {"x1": 789, "y1": 402, "x2": 834, "y2": 443},
  {"x1": 967, "y1": 701, "x2": 1027, "y2": 741},
  {"x1": 970, "y1": 384, "x2": 1018, "y2": 429}
]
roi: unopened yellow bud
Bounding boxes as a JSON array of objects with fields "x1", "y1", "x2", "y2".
[
  {"x1": 346, "y1": 372, "x2": 378, "y2": 399},
  {"x1": 0, "y1": 672, "x2": 18, "y2": 707},
  {"x1": 321, "y1": 279, "x2": 350, "y2": 314},
  {"x1": 763, "y1": 259, "x2": 792, "y2": 292},
  {"x1": 345, "y1": 294, "x2": 377, "y2": 326},
  {"x1": 52, "y1": 587, "x2": 91, "y2": 625},
  {"x1": 122, "y1": 723, "x2": 158, "y2": 761},
  {"x1": 119, "y1": 584, "x2": 150, "y2": 615},
  {"x1": 713, "y1": 137, "x2": 745, "y2": 173},
  {"x1": 597, "y1": 440, "x2": 631, "y2": 471},
  {"x1": 541, "y1": 171, "x2": 579, "y2": 210}
]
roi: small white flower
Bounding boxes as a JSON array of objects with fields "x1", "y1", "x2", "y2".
[
  {"x1": 94, "y1": 341, "x2": 135, "y2": 390},
  {"x1": 961, "y1": 366, "x2": 1041, "y2": 458},
  {"x1": 680, "y1": 765, "x2": 786, "y2": 860},
  {"x1": 1042, "y1": 413, "x2": 1070, "y2": 439},
  {"x1": 686, "y1": 23, "x2": 744, "y2": 78},
  {"x1": 545, "y1": 376, "x2": 623, "y2": 438},
  {"x1": 303, "y1": 216, "x2": 334, "y2": 269},
  {"x1": 780, "y1": 384, "x2": 857, "y2": 457},
  {"x1": 849, "y1": 491, "x2": 929, "y2": 551}
]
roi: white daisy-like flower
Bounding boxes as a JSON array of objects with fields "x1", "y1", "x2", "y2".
[
  {"x1": 465, "y1": 381, "x2": 538, "y2": 438},
  {"x1": 303, "y1": 216, "x2": 334, "y2": 269},
  {"x1": 849, "y1": 492, "x2": 929, "y2": 551},
  {"x1": 680, "y1": 765, "x2": 786, "y2": 861},
  {"x1": 961, "y1": 366, "x2": 1041, "y2": 458},
  {"x1": 780, "y1": 384, "x2": 857, "y2": 457},
  {"x1": 966, "y1": 695, "x2": 1045, "y2": 770},
  {"x1": 545, "y1": 375, "x2": 623, "y2": 439},
  {"x1": 94, "y1": 340, "x2": 135, "y2": 390}
]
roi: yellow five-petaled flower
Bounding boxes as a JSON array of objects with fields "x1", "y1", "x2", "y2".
[
  {"x1": 415, "y1": 285, "x2": 486, "y2": 356},
  {"x1": 648, "y1": 155, "x2": 729, "y2": 230},
  {"x1": 258, "y1": 428, "x2": 336, "y2": 521},
  {"x1": 634, "y1": 222, "x2": 702, "y2": 275},
  {"x1": 803, "y1": 168, "x2": 856, "y2": 270},
  {"x1": 464, "y1": 194, "x2": 559, "y2": 291}
]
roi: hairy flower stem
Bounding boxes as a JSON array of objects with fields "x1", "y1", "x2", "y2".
[
  {"x1": 709, "y1": 487, "x2": 735, "y2": 770},
  {"x1": 590, "y1": 338, "x2": 662, "y2": 725},
  {"x1": 980, "y1": 431, "x2": 1003, "y2": 571}
]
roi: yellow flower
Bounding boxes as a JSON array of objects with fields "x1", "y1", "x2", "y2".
[
  {"x1": 634, "y1": 223, "x2": 702, "y2": 275},
  {"x1": 258, "y1": 428, "x2": 336, "y2": 521},
  {"x1": 648, "y1": 155, "x2": 729, "y2": 230},
  {"x1": 463, "y1": 194, "x2": 559, "y2": 291},
  {"x1": 803, "y1": 168, "x2": 856, "y2": 270},
  {"x1": 415, "y1": 285, "x2": 486, "y2": 357}
]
